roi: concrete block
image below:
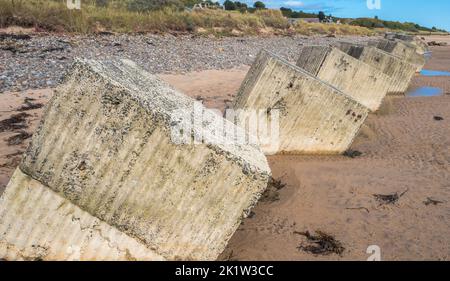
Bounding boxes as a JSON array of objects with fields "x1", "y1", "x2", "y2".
[
  {"x1": 368, "y1": 39, "x2": 426, "y2": 71},
  {"x1": 384, "y1": 33, "x2": 429, "y2": 54},
  {"x1": 1, "y1": 58, "x2": 271, "y2": 261},
  {"x1": 334, "y1": 42, "x2": 417, "y2": 95},
  {"x1": 0, "y1": 169, "x2": 165, "y2": 261},
  {"x1": 233, "y1": 49, "x2": 369, "y2": 155},
  {"x1": 296, "y1": 46, "x2": 392, "y2": 111},
  {"x1": 385, "y1": 32, "x2": 414, "y2": 42}
]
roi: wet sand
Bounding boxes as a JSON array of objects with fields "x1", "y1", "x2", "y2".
[
  {"x1": 409, "y1": 36, "x2": 450, "y2": 93},
  {"x1": 221, "y1": 92, "x2": 449, "y2": 260},
  {"x1": 0, "y1": 39, "x2": 449, "y2": 261},
  {"x1": 0, "y1": 89, "x2": 51, "y2": 193},
  {"x1": 166, "y1": 44, "x2": 450, "y2": 261}
]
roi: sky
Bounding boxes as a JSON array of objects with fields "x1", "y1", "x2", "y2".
[{"x1": 228, "y1": 0, "x2": 450, "y2": 31}]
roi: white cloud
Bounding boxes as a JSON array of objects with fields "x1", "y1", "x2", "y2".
[{"x1": 283, "y1": 1, "x2": 305, "y2": 8}]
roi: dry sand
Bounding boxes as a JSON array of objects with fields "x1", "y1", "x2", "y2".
[
  {"x1": 0, "y1": 40, "x2": 449, "y2": 261},
  {"x1": 161, "y1": 66, "x2": 249, "y2": 113}
]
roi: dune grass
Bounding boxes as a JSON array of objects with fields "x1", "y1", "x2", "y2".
[
  {"x1": 0, "y1": 0, "x2": 376, "y2": 36},
  {"x1": 293, "y1": 20, "x2": 375, "y2": 36}
]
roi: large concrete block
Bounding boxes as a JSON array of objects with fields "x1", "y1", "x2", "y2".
[
  {"x1": 0, "y1": 58, "x2": 271, "y2": 261},
  {"x1": 385, "y1": 32, "x2": 414, "y2": 42},
  {"x1": 334, "y1": 42, "x2": 417, "y2": 95},
  {"x1": 368, "y1": 39, "x2": 426, "y2": 71},
  {"x1": 384, "y1": 33, "x2": 429, "y2": 54},
  {"x1": 0, "y1": 169, "x2": 165, "y2": 261},
  {"x1": 296, "y1": 46, "x2": 391, "y2": 111},
  {"x1": 233, "y1": 50, "x2": 369, "y2": 155}
]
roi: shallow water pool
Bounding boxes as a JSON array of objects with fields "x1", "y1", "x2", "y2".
[
  {"x1": 420, "y1": 69, "x2": 450, "y2": 77},
  {"x1": 407, "y1": 87, "x2": 443, "y2": 97}
]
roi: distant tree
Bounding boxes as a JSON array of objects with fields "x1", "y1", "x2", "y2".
[
  {"x1": 318, "y1": 11, "x2": 326, "y2": 21},
  {"x1": 235, "y1": 1, "x2": 247, "y2": 9},
  {"x1": 224, "y1": 0, "x2": 237, "y2": 10},
  {"x1": 280, "y1": 7, "x2": 292, "y2": 17},
  {"x1": 351, "y1": 17, "x2": 438, "y2": 32},
  {"x1": 253, "y1": 1, "x2": 265, "y2": 9},
  {"x1": 374, "y1": 15, "x2": 379, "y2": 20},
  {"x1": 234, "y1": 1, "x2": 248, "y2": 12}
]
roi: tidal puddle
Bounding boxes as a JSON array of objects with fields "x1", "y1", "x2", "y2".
[
  {"x1": 420, "y1": 69, "x2": 450, "y2": 77},
  {"x1": 407, "y1": 87, "x2": 443, "y2": 97}
]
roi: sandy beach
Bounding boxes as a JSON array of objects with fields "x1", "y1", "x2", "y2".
[
  {"x1": 166, "y1": 41, "x2": 450, "y2": 261},
  {"x1": 0, "y1": 36, "x2": 449, "y2": 261}
]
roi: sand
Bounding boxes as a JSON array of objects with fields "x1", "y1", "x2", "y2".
[
  {"x1": 0, "y1": 40, "x2": 449, "y2": 261},
  {"x1": 0, "y1": 26, "x2": 36, "y2": 34},
  {"x1": 162, "y1": 47, "x2": 450, "y2": 261},
  {"x1": 0, "y1": 89, "x2": 52, "y2": 193},
  {"x1": 161, "y1": 66, "x2": 250, "y2": 113},
  {"x1": 221, "y1": 93, "x2": 449, "y2": 261},
  {"x1": 408, "y1": 36, "x2": 450, "y2": 93}
]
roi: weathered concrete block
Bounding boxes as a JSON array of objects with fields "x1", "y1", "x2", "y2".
[
  {"x1": 368, "y1": 39, "x2": 426, "y2": 71},
  {"x1": 296, "y1": 46, "x2": 391, "y2": 111},
  {"x1": 385, "y1": 32, "x2": 414, "y2": 42},
  {"x1": 0, "y1": 58, "x2": 271, "y2": 261},
  {"x1": 233, "y1": 50, "x2": 369, "y2": 155},
  {"x1": 0, "y1": 169, "x2": 165, "y2": 261},
  {"x1": 334, "y1": 42, "x2": 417, "y2": 95}
]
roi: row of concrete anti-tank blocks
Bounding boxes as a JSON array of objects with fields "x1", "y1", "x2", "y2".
[
  {"x1": 234, "y1": 33, "x2": 428, "y2": 155},
  {"x1": 0, "y1": 34, "x2": 427, "y2": 261}
]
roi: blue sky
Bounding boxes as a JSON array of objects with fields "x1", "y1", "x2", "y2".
[{"x1": 227, "y1": 0, "x2": 450, "y2": 31}]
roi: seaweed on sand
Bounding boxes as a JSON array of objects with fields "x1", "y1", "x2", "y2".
[
  {"x1": 295, "y1": 230, "x2": 345, "y2": 256},
  {"x1": 0, "y1": 113, "x2": 31, "y2": 133},
  {"x1": 373, "y1": 189, "x2": 409, "y2": 206},
  {"x1": 260, "y1": 177, "x2": 287, "y2": 203}
]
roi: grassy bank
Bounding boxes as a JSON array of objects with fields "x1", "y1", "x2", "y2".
[
  {"x1": 349, "y1": 17, "x2": 448, "y2": 34},
  {"x1": 0, "y1": 0, "x2": 376, "y2": 36}
]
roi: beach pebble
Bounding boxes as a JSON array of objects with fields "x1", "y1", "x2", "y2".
[{"x1": 0, "y1": 34, "x2": 373, "y2": 93}]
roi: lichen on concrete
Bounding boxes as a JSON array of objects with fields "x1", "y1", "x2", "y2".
[
  {"x1": 296, "y1": 45, "x2": 392, "y2": 111},
  {"x1": 233, "y1": 49, "x2": 369, "y2": 155},
  {"x1": 368, "y1": 39, "x2": 426, "y2": 72},
  {"x1": 334, "y1": 42, "x2": 417, "y2": 95}
]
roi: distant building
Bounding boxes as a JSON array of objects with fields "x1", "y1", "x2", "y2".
[{"x1": 192, "y1": 1, "x2": 222, "y2": 10}]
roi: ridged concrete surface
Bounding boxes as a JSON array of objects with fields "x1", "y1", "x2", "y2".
[
  {"x1": 334, "y1": 42, "x2": 417, "y2": 94},
  {"x1": 233, "y1": 50, "x2": 369, "y2": 155},
  {"x1": 385, "y1": 33, "x2": 429, "y2": 54},
  {"x1": 0, "y1": 169, "x2": 165, "y2": 261},
  {"x1": 297, "y1": 46, "x2": 391, "y2": 111},
  {"x1": 2, "y1": 58, "x2": 270, "y2": 261},
  {"x1": 369, "y1": 39, "x2": 426, "y2": 71}
]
